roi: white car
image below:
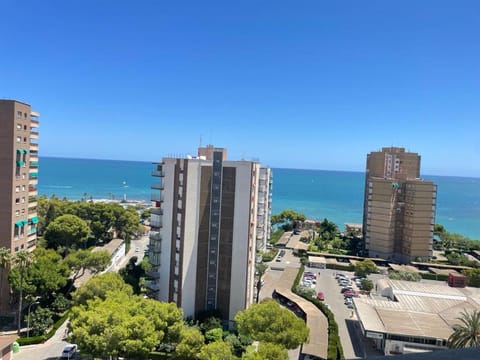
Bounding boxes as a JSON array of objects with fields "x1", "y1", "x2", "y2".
[{"x1": 61, "y1": 344, "x2": 77, "y2": 359}]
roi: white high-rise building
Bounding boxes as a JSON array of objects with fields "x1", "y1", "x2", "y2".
[{"x1": 148, "y1": 146, "x2": 272, "y2": 325}]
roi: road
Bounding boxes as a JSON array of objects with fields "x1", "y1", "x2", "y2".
[{"x1": 13, "y1": 235, "x2": 149, "y2": 360}]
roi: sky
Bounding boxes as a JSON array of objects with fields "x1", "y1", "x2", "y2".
[{"x1": 1, "y1": 1, "x2": 479, "y2": 177}]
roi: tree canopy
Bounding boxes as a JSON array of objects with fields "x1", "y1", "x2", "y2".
[
  {"x1": 72, "y1": 272, "x2": 134, "y2": 306},
  {"x1": 197, "y1": 340, "x2": 236, "y2": 360},
  {"x1": 44, "y1": 214, "x2": 91, "y2": 253},
  {"x1": 270, "y1": 210, "x2": 306, "y2": 230},
  {"x1": 234, "y1": 299, "x2": 309, "y2": 350},
  {"x1": 243, "y1": 342, "x2": 289, "y2": 360},
  {"x1": 65, "y1": 249, "x2": 111, "y2": 283},
  {"x1": 354, "y1": 259, "x2": 378, "y2": 276},
  {"x1": 69, "y1": 290, "x2": 184, "y2": 359}
]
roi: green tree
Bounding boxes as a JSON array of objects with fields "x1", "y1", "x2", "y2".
[
  {"x1": 26, "y1": 247, "x2": 70, "y2": 298},
  {"x1": 175, "y1": 327, "x2": 205, "y2": 360},
  {"x1": 70, "y1": 290, "x2": 184, "y2": 359},
  {"x1": 463, "y1": 268, "x2": 480, "y2": 288},
  {"x1": 255, "y1": 263, "x2": 267, "y2": 304},
  {"x1": 270, "y1": 210, "x2": 306, "y2": 230},
  {"x1": 198, "y1": 340, "x2": 236, "y2": 360},
  {"x1": 354, "y1": 259, "x2": 378, "y2": 276},
  {"x1": 319, "y1": 218, "x2": 338, "y2": 241},
  {"x1": 44, "y1": 214, "x2": 91, "y2": 253},
  {"x1": 235, "y1": 299, "x2": 309, "y2": 349},
  {"x1": 205, "y1": 328, "x2": 223, "y2": 343},
  {"x1": 72, "y1": 272, "x2": 133, "y2": 306},
  {"x1": 448, "y1": 309, "x2": 480, "y2": 348},
  {"x1": 51, "y1": 293, "x2": 70, "y2": 313},
  {"x1": 360, "y1": 279, "x2": 374, "y2": 292},
  {"x1": 242, "y1": 342, "x2": 288, "y2": 360},
  {"x1": 0, "y1": 247, "x2": 11, "y2": 302},
  {"x1": 65, "y1": 249, "x2": 111, "y2": 284},
  {"x1": 10, "y1": 250, "x2": 35, "y2": 334},
  {"x1": 28, "y1": 306, "x2": 54, "y2": 336},
  {"x1": 389, "y1": 271, "x2": 422, "y2": 282}
]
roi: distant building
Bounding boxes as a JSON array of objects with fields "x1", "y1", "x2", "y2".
[
  {"x1": 0, "y1": 100, "x2": 39, "y2": 312},
  {"x1": 363, "y1": 147, "x2": 437, "y2": 263},
  {"x1": 148, "y1": 146, "x2": 271, "y2": 325}
]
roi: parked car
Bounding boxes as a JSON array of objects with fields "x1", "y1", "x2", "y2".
[
  {"x1": 61, "y1": 344, "x2": 77, "y2": 359},
  {"x1": 344, "y1": 298, "x2": 353, "y2": 305},
  {"x1": 316, "y1": 292, "x2": 325, "y2": 301},
  {"x1": 341, "y1": 287, "x2": 353, "y2": 293}
]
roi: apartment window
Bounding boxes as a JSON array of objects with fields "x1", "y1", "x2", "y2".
[
  {"x1": 23, "y1": 137, "x2": 27, "y2": 142},
  {"x1": 21, "y1": 209, "x2": 25, "y2": 215},
  {"x1": 16, "y1": 136, "x2": 21, "y2": 143},
  {"x1": 15, "y1": 210, "x2": 19, "y2": 216},
  {"x1": 15, "y1": 198, "x2": 20, "y2": 204},
  {"x1": 22, "y1": 185, "x2": 25, "y2": 191},
  {"x1": 23, "y1": 125, "x2": 27, "y2": 130},
  {"x1": 21, "y1": 197, "x2": 25, "y2": 203},
  {"x1": 17, "y1": 123, "x2": 22, "y2": 130},
  {"x1": 15, "y1": 247, "x2": 19, "y2": 252},
  {"x1": 22, "y1": 173, "x2": 25, "y2": 179},
  {"x1": 17, "y1": 111, "x2": 22, "y2": 119},
  {"x1": 15, "y1": 186, "x2": 20, "y2": 192}
]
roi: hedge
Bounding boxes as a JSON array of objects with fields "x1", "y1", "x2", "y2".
[
  {"x1": 326, "y1": 263, "x2": 355, "y2": 272},
  {"x1": 419, "y1": 272, "x2": 449, "y2": 282},
  {"x1": 291, "y1": 265, "x2": 345, "y2": 360},
  {"x1": 17, "y1": 310, "x2": 70, "y2": 346}
]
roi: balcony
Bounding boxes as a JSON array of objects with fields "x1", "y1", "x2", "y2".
[
  {"x1": 150, "y1": 254, "x2": 161, "y2": 266},
  {"x1": 29, "y1": 143, "x2": 38, "y2": 151},
  {"x1": 150, "y1": 217, "x2": 163, "y2": 229},
  {"x1": 30, "y1": 161, "x2": 39, "y2": 168},
  {"x1": 150, "y1": 231, "x2": 161, "y2": 241},
  {"x1": 151, "y1": 241, "x2": 162, "y2": 253},
  {"x1": 28, "y1": 200, "x2": 37, "y2": 208},
  {"x1": 151, "y1": 193, "x2": 163, "y2": 202},
  {"x1": 151, "y1": 169, "x2": 164, "y2": 177},
  {"x1": 146, "y1": 280, "x2": 161, "y2": 292},
  {"x1": 147, "y1": 270, "x2": 160, "y2": 280},
  {"x1": 151, "y1": 182, "x2": 164, "y2": 190},
  {"x1": 28, "y1": 228, "x2": 37, "y2": 236},
  {"x1": 30, "y1": 131, "x2": 39, "y2": 139},
  {"x1": 29, "y1": 172, "x2": 38, "y2": 180},
  {"x1": 27, "y1": 239, "x2": 36, "y2": 249},
  {"x1": 150, "y1": 207, "x2": 163, "y2": 216},
  {"x1": 30, "y1": 119, "x2": 39, "y2": 128},
  {"x1": 28, "y1": 185, "x2": 37, "y2": 193}
]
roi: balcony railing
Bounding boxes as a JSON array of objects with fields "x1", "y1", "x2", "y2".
[
  {"x1": 151, "y1": 241, "x2": 162, "y2": 253},
  {"x1": 151, "y1": 193, "x2": 163, "y2": 202},
  {"x1": 150, "y1": 207, "x2": 163, "y2": 216},
  {"x1": 27, "y1": 239, "x2": 36, "y2": 249},
  {"x1": 150, "y1": 217, "x2": 163, "y2": 228},
  {"x1": 146, "y1": 280, "x2": 161, "y2": 292},
  {"x1": 30, "y1": 119, "x2": 39, "y2": 128},
  {"x1": 30, "y1": 161, "x2": 39, "y2": 167},
  {"x1": 151, "y1": 182, "x2": 164, "y2": 190},
  {"x1": 147, "y1": 270, "x2": 160, "y2": 280},
  {"x1": 29, "y1": 185, "x2": 37, "y2": 192},
  {"x1": 150, "y1": 231, "x2": 161, "y2": 241},
  {"x1": 151, "y1": 170, "x2": 164, "y2": 177},
  {"x1": 30, "y1": 131, "x2": 39, "y2": 139}
]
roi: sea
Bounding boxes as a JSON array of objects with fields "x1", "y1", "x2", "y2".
[{"x1": 37, "y1": 157, "x2": 480, "y2": 240}]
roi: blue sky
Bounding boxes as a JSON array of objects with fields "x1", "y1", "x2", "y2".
[{"x1": 2, "y1": 1, "x2": 479, "y2": 177}]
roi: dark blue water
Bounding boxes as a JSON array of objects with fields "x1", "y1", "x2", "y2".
[{"x1": 37, "y1": 157, "x2": 480, "y2": 240}]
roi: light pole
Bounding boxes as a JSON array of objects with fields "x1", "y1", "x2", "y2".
[{"x1": 26, "y1": 300, "x2": 40, "y2": 338}]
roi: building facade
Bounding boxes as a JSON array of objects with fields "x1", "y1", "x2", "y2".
[
  {"x1": 148, "y1": 147, "x2": 270, "y2": 325},
  {"x1": 363, "y1": 147, "x2": 436, "y2": 263},
  {"x1": 0, "y1": 100, "x2": 39, "y2": 312}
]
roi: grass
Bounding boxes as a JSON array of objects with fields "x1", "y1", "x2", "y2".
[{"x1": 269, "y1": 229, "x2": 285, "y2": 244}]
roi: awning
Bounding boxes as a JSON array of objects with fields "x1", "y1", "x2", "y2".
[
  {"x1": 30, "y1": 172, "x2": 38, "y2": 177},
  {"x1": 15, "y1": 220, "x2": 24, "y2": 227},
  {"x1": 31, "y1": 216, "x2": 38, "y2": 224},
  {"x1": 16, "y1": 161, "x2": 25, "y2": 167},
  {"x1": 16, "y1": 149, "x2": 26, "y2": 154},
  {"x1": 22, "y1": 219, "x2": 28, "y2": 226}
]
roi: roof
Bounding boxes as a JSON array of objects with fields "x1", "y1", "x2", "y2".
[
  {"x1": 274, "y1": 267, "x2": 328, "y2": 359},
  {"x1": 367, "y1": 346, "x2": 480, "y2": 360},
  {"x1": 355, "y1": 279, "x2": 480, "y2": 341},
  {"x1": 0, "y1": 335, "x2": 17, "y2": 350},
  {"x1": 308, "y1": 256, "x2": 327, "y2": 263},
  {"x1": 93, "y1": 238, "x2": 124, "y2": 256},
  {"x1": 389, "y1": 264, "x2": 421, "y2": 273}
]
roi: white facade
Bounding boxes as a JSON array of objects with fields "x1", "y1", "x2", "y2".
[{"x1": 148, "y1": 152, "x2": 268, "y2": 324}]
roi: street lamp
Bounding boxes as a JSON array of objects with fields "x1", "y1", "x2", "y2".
[{"x1": 26, "y1": 300, "x2": 40, "y2": 338}]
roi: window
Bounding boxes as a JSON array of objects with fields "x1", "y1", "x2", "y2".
[
  {"x1": 17, "y1": 123, "x2": 22, "y2": 130},
  {"x1": 15, "y1": 198, "x2": 20, "y2": 204},
  {"x1": 21, "y1": 197, "x2": 25, "y2": 203},
  {"x1": 17, "y1": 111, "x2": 22, "y2": 119},
  {"x1": 15, "y1": 186, "x2": 20, "y2": 192},
  {"x1": 16, "y1": 136, "x2": 21, "y2": 143},
  {"x1": 23, "y1": 137, "x2": 27, "y2": 142},
  {"x1": 15, "y1": 210, "x2": 19, "y2": 216},
  {"x1": 22, "y1": 185, "x2": 25, "y2": 191},
  {"x1": 23, "y1": 125, "x2": 27, "y2": 130}
]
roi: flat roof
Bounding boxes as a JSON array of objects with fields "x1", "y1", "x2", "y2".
[
  {"x1": 355, "y1": 279, "x2": 480, "y2": 341},
  {"x1": 308, "y1": 256, "x2": 326, "y2": 263},
  {"x1": 0, "y1": 335, "x2": 17, "y2": 350},
  {"x1": 93, "y1": 238, "x2": 124, "y2": 256},
  {"x1": 274, "y1": 267, "x2": 328, "y2": 359},
  {"x1": 389, "y1": 264, "x2": 421, "y2": 273}
]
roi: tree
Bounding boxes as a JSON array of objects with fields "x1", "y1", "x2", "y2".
[
  {"x1": 10, "y1": 250, "x2": 35, "y2": 334},
  {"x1": 318, "y1": 218, "x2": 338, "y2": 241},
  {"x1": 463, "y1": 268, "x2": 480, "y2": 288},
  {"x1": 270, "y1": 210, "x2": 306, "y2": 230},
  {"x1": 255, "y1": 263, "x2": 267, "y2": 304},
  {"x1": 28, "y1": 306, "x2": 54, "y2": 336},
  {"x1": 197, "y1": 341, "x2": 236, "y2": 360},
  {"x1": 175, "y1": 327, "x2": 205, "y2": 360},
  {"x1": 205, "y1": 328, "x2": 223, "y2": 343},
  {"x1": 0, "y1": 247, "x2": 11, "y2": 302},
  {"x1": 235, "y1": 299, "x2": 309, "y2": 349},
  {"x1": 242, "y1": 342, "x2": 288, "y2": 360},
  {"x1": 70, "y1": 290, "x2": 185, "y2": 359},
  {"x1": 65, "y1": 249, "x2": 111, "y2": 284},
  {"x1": 448, "y1": 309, "x2": 480, "y2": 348},
  {"x1": 72, "y1": 272, "x2": 133, "y2": 306},
  {"x1": 360, "y1": 279, "x2": 374, "y2": 292},
  {"x1": 354, "y1": 259, "x2": 378, "y2": 276},
  {"x1": 44, "y1": 214, "x2": 91, "y2": 253},
  {"x1": 26, "y1": 247, "x2": 70, "y2": 298}
]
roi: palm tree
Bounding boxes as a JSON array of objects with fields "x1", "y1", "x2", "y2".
[
  {"x1": 448, "y1": 309, "x2": 480, "y2": 348},
  {"x1": 0, "y1": 247, "x2": 11, "y2": 310},
  {"x1": 12, "y1": 250, "x2": 35, "y2": 334}
]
